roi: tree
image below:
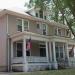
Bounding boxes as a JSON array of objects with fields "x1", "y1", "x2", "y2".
[{"x1": 26, "y1": 0, "x2": 75, "y2": 37}]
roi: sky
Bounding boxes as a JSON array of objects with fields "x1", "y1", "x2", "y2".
[{"x1": 0, "y1": 0, "x2": 29, "y2": 9}]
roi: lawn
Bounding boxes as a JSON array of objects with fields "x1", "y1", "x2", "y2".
[{"x1": 15, "y1": 69, "x2": 75, "y2": 75}]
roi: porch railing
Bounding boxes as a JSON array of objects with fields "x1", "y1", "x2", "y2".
[
  {"x1": 12, "y1": 56, "x2": 48, "y2": 64},
  {"x1": 26, "y1": 56, "x2": 48, "y2": 63}
]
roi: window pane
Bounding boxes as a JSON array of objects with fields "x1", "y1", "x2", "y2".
[{"x1": 18, "y1": 25, "x2": 22, "y2": 32}]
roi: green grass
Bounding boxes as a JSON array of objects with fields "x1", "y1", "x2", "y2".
[{"x1": 16, "y1": 69, "x2": 75, "y2": 75}]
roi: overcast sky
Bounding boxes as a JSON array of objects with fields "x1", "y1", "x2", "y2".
[{"x1": 0, "y1": 0, "x2": 29, "y2": 9}]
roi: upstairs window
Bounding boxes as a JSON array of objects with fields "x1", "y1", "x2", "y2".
[
  {"x1": 39, "y1": 10, "x2": 43, "y2": 18},
  {"x1": 37, "y1": 23, "x2": 40, "y2": 29},
  {"x1": 36, "y1": 12, "x2": 39, "y2": 17},
  {"x1": 58, "y1": 28, "x2": 62, "y2": 36},
  {"x1": 24, "y1": 20, "x2": 29, "y2": 31},
  {"x1": 42, "y1": 24, "x2": 47, "y2": 35},
  {"x1": 17, "y1": 19, "x2": 22, "y2": 32},
  {"x1": 44, "y1": 16, "x2": 46, "y2": 20},
  {"x1": 66, "y1": 29, "x2": 71, "y2": 37}
]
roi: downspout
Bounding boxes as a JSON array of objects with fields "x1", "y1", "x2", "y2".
[{"x1": 6, "y1": 14, "x2": 10, "y2": 71}]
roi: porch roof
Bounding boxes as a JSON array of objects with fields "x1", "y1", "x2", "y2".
[{"x1": 9, "y1": 31, "x2": 75, "y2": 45}]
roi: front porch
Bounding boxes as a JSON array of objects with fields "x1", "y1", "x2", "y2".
[
  {"x1": 10, "y1": 33, "x2": 51, "y2": 71},
  {"x1": 10, "y1": 32, "x2": 75, "y2": 71}
]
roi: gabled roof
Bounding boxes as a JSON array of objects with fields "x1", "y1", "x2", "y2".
[{"x1": 0, "y1": 8, "x2": 68, "y2": 29}]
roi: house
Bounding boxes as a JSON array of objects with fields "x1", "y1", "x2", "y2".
[{"x1": 0, "y1": 8, "x2": 75, "y2": 72}]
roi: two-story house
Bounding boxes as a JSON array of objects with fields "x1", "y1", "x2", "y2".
[{"x1": 0, "y1": 8, "x2": 75, "y2": 72}]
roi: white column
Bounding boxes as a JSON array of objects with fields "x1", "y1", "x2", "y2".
[
  {"x1": 53, "y1": 41, "x2": 58, "y2": 69},
  {"x1": 65, "y1": 43, "x2": 69, "y2": 66},
  {"x1": 49, "y1": 42, "x2": 52, "y2": 62},
  {"x1": 23, "y1": 37, "x2": 28, "y2": 72},
  {"x1": 46, "y1": 41, "x2": 49, "y2": 62},
  {"x1": 49, "y1": 42, "x2": 52, "y2": 69}
]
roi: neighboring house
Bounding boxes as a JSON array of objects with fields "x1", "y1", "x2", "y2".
[{"x1": 0, "y1": 8, "x2": 75, "y2": 72}]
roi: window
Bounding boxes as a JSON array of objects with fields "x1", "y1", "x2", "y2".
[
  {"x1": 16, "y1": 43, "x2": 23, "y2": 57},
  {"x1": 36, "y1": 12, "x2": 39, "y2": 17},
  {"x1": 17, "y1": 19, "x2": 22, "y2": 32},
  {"x1": 42, "y1": 24, "x2": 47, "y2": 35},
  {"x1": 37, "y1": 23, "x2": 40, "y2": 29},
  {"x1": 66, "y1": 29, "x2": 71, "y2": 37},
  {"x1": 24, "y1": 20, "x2": 29, "y2": 31},
  {"x1": 44, "y1": 16, "x2": 46, "y2": 20},
  {"x1": 58, "y1": 28, "x2": 62, "y2": 36},
  {"x1": 55, "y1": 46, "x2": 64, "y2": 61},
  {"x1": 54, "y1": 28, "x2": 57, "y2": 35},
  {"x1": 26, "y1": 51, "x2": 30, "y2": 56},
  {"x1": 39, "y1": 44, "x2": 46, "y2": 57},
  {"x1": 39, "y1": 10, "x2": 43, "y2": 18}
]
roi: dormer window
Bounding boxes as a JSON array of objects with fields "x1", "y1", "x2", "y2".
[{"x1": 39, "y1": 10, "x2": 43, "y2": 18}]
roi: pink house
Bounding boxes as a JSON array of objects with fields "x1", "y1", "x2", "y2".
[{"x1": 0, "y1": 8, "x2": 75, "y2": 72}]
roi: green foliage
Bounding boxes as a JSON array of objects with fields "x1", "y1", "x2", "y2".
[{"x1": 27, "y1": 0, "x2": 75, "y2": 37}]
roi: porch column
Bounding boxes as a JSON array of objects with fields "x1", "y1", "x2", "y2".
[
  {"x1": 49, "y1": 42, "x2": 52, "y2": 62},
  {"x1": 23, "y1": 37, "x2": 28, "y2": 72},
  {"x1": 49, "y1": 42, "x2": 52, "y2": 69},
  {"x1": 52, "y1": 41, "x2": 58, "y2": 69},
  {"x1": 46, "y1": 41, "x2": 49, "y2": 62},
  {"x1": 65, "y1": 43, "x2": 69, "y2": 66}
]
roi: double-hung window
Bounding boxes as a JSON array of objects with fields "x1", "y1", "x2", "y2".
[
  {"x1": 17, "y1": 19, "x2": 22, "y2": 32},
  {"x1": 24, "y1": 20, "x2": 29, "y2": 31}
]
